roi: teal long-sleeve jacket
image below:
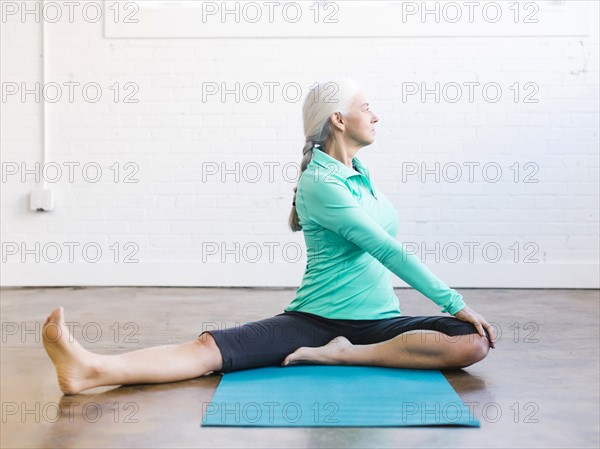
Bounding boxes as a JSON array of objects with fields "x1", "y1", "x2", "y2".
[{"x1": 284, "y1": 147, "x2": 466, "y2": 320}]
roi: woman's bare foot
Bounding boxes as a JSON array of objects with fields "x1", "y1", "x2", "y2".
[
  {"x1": 42, "y1": 306, "x2": 100, "y2": 395},
  {"x1": 281, "y1": 336, "x2": 353, "y2": 367}
]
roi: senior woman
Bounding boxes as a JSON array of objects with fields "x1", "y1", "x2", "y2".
[{"x1": 42, "y1": 78, "x2": 495, "y2": 395}]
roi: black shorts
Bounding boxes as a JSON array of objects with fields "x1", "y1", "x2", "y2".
[{"x1": 200, "y1": 310, "x2": 485, "y2": 374}]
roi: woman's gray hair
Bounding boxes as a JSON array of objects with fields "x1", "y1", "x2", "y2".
[{"x1": 288, "y1": 78, "x2": 363, "y2": 232}]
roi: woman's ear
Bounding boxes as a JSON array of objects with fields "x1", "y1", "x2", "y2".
[{"x1": 330, "y1": 113, "x2": 345, "y2": 131}]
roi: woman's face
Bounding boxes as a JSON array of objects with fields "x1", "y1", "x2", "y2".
[{"x1": 341, "y1": 90, "x2": 379, "y2": 147}]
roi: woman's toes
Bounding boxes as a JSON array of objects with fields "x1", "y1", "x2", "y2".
[{"x1": 281, "y1": 348, "x2": 306, "y2": 366}]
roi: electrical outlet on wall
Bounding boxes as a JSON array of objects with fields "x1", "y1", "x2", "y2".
[{"x1": 29, "y1": 188, "x2": 55, "y2": 212}]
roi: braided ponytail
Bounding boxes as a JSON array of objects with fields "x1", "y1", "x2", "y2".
[{"x1": 289, "y1": 140, "x2": 321, "y2": 231}]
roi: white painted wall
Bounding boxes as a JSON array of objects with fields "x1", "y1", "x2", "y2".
[{"x1": 1, "y1": 0, "x2": 598, "y2": 287}]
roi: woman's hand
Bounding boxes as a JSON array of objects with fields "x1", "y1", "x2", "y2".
[{"x1": 453, "y1": 305, "x2": 496, "y2": 349}]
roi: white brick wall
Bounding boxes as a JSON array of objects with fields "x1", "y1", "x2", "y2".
[{"x1": 1, "y1": 0, "x2": 598, "y2": 287}]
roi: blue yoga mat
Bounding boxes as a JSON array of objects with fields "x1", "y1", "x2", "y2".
[{"x1": 201, "y1": 365, "x2": 479, "y2": 427}]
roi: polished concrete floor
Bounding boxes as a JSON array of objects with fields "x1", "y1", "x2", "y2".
[{"x1": 1, "y1": 287, "x2": 598, "y2": 448}]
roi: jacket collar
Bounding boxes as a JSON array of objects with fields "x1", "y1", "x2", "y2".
[{"x1": 310, "y1": 147, "x2": 377, "y2": 198}]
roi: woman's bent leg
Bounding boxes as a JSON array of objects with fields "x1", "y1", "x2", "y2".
[
  {"x1": 283, "y1": 331, "x2": 489, "y2": 369},
  {"x1": 42, "y1": 307, "x2": 223, "y2": 395},
  {"x1": 282, "y1": 316, "x2": 491, "y2": 370}
]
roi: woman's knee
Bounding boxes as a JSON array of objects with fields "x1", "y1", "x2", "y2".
[
  {"x1": 196, "y1": 332, "x2": 224, "y2": 372},
  {"x1": 455, "y1": 333, "x2": 490, "y2": 367}
]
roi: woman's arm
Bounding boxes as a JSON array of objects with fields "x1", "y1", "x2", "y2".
[{"x1": 300, "y1": 178, "x2": 466, "y2": 316}]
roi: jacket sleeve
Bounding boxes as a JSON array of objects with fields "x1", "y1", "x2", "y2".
[{"x1": 300, "y1": 177, "x2": 466, "y2": 315}]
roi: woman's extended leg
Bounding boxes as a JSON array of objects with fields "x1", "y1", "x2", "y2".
[
  {"x1": 42, "y1": 307, "x2": 223, "y2": 395},
  {"x1": 282, "y1": 330, "x2": 490, "y2": 370}
]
